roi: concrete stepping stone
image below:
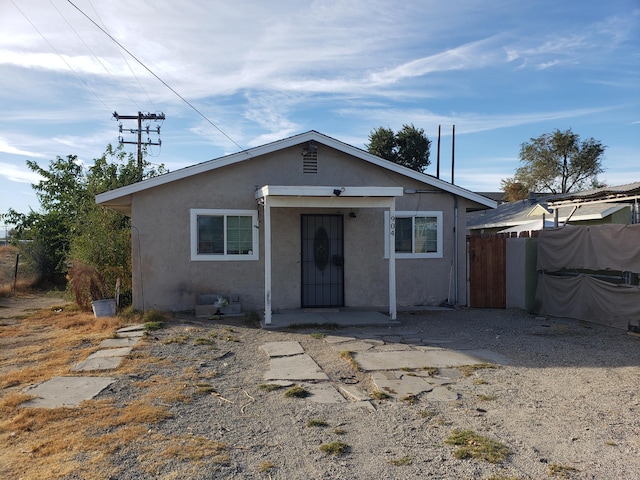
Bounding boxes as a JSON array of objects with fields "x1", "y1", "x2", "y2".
[
  {"x1": 302, "y1": 382, "x2": 347, "y2": 403},
  {"x1": 71, "y1": 356, "x2": 124, "y2": 372},
  {"x1": 260, "y1": 341, "x2": 304, "y2": 357},
  {"x1": 425, "y1": 386, "x2": 459, "y2": 402},
  {"x1": 264, "y1": 354, "x2": 329, "y2": 381},
  {"x1": 323, "y1": 335, "x2": 357, "y2": 344},
  {"x1": 86, "y1": 347, "x2": 132, "y2": 359},
  {"x1": 355, "y1": 349, "x2": 496, "y2": 371},
  {"x1": 116, "y1": 330, "x2": 144, "y2": 338},
  {"x1": 22, "y1": 376, "x2": 115, "y2": 408},
  {"x1": 117, "y1": 324, "x2": 145, "y2": 333},
  {"x1": 99, "y1": 337, "x2": 140, "y2": 348},
  {"x1": 339, "y1": 384, "x2": 370, "y2": 402},
  {"x1": 332, "y1": 340, "x2": 374, "y2": 352},
  {"x1": 371, "y1": 371, "x2": 433, "y2": 399}
]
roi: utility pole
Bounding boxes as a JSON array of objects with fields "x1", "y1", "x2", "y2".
[{"x1": 113, "y1": 111, "x2": 165, "y2": 180}]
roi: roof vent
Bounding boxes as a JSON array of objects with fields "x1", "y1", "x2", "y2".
[{"x1": 303, "y1": 150, "x2": 318, "y2": 174}]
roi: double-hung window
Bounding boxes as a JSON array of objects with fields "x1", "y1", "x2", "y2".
[
  {"x1": 384, "y1": 211, "x2": 443, "y2": 258},
  {"x1": 190, "y1": 209, "x2": 258, "y2": 261}
]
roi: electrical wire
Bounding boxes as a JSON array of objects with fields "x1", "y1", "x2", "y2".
[
  {"x1": 47, "y1": 0, "x2": 142, "y2": 111},
  {"x1": 66, "y1": 0, "x2": 248, "y2": 154},
  {"x1": 10, "y1": 0, "x2": 111, "y2": 113},
  {"x1": 86, "y1": 0, "x2": 157, "y2": 111}
]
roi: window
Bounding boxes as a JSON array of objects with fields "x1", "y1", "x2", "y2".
[
  {"x1": 191, "y1": 209, "x2": 258, "y2": 261},
  {"x1": 384, "y1": 211, "x2": 443, "y2": 258}
]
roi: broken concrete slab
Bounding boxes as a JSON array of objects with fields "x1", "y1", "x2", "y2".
[
  {"x1": 117, "y1": 324, "x2": 145, "y2": 333},
  {"x1": 99, "y1": 337, "x2": 140, "y2": 348},
  {"x1": 425, "y1": 386, "x2": 459, "y2": 402},
  {"x1": 22, "y1": 376, "x2": 115, "y2": 408},
  {"x1": 332, "y1": 340, "x2": 375, "y2": 352},
  {"x1": 370, "y1": 343, "x2": 414, "y2": 352},
  {"x1": 339, "y1": 384, "x2": 371, "y2": 402},
  {"x1": 86, "y1": 347, "x2": 133, "y2": 359},
  {"x1": 259, "y1": 341, "x2": 304, "y2": 357},
  {"x1": 115, "y1": 330, "x2": 144, "y2": 338},
  {"x1": 302, "y1": 382, "x2": 347, "y2": 403},
  {"x1": 371, "y1": 371, "x2": 434, "y2": 399},
  {"x1": 70, "y1": 356, "x2": 124, "y2": 372},
  {"x1": 264, "y1": 354, "x2": 329, "y2": 381},
  {"x1": 323, "y1": 335, "x2": 357, "y2": 344},
  {"x1": 355, "y1": 349, "x2": 498, "y2": 371}
]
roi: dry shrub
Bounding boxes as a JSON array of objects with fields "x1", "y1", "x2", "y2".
[{"x1": 66, "y1": 261, "x2": 111, "y2": 310}]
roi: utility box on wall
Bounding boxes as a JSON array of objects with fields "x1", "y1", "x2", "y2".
[{"x1": 505, "y1": 237, "x2": 538, "y2": 311}]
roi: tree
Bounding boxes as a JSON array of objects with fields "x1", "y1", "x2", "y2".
[
  {"x1": 500, "y1": 178, "x2": 529, "y2": 202},
  {"x1": 503, "y1": 129, "x2": 605, "y2": 197},
  {"x1": 2, "y1": 144, "x2": 165, "y2": 303},
  {"x1": 366, "y1": 124, "x2": 431, "y2": 172}
]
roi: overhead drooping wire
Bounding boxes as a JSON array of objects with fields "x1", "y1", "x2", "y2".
[
  {"x1": 86, "y1": 0, "x2": 157, "y2": 111},
  {"x1": 66, "y1": 0, "x2": 247, "y2": 153},
  {"x1": 10, "y1": 0, "x2": 111, "y2": 113},
  {"x1": 47, "y1": 0, "x2": 143, "y2": 111}
]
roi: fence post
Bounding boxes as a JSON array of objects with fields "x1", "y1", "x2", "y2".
[{"x1": 12, "y1": 253, "x2": 19, "y2": 291}]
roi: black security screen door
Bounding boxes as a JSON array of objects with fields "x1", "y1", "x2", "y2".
[{"x1": 301, "y1": 214, "x2": 344, "y2": 307}]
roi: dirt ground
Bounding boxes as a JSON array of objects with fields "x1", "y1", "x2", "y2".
[{"x1": 0, "y1": 294, "x2": 639, "y2": 479}]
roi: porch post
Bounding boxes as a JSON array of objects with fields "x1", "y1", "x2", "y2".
[
  {"x1": 389, "y1": 199, "x2": 397, "y2": 320},
  {"x1": 264, "y1": 197, "x2": 272, "y2": 325}
]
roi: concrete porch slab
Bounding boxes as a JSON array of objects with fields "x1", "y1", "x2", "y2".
[
  {"x1": 263, "y1": 310, "x2": 399, "y2": 329},
  {"x1": 22, "y1": 376, "x2": 115, "y2": 408},
  {"x1": 86, "y1": 347, "x2": 133, "y2": 359}
]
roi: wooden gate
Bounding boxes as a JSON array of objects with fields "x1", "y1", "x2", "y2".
[{"x1": 468, "y1": 235, "x2": 506, "y2": 308}]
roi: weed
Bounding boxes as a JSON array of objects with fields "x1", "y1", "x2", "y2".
[
  {"x1": 319, "y1": 441, "x2": 349, "y2": 456},
  {"x1": 310, "y1": 332, "x2": 326, "y2": 339},
  {"x1": 333, "y1": 427, "x2": 346, "y2": 435},
  {"x1": 195, "y1": 383, "x2": 215, "y2": 394},
  {"x1": 457, "y1": 363, "x2": 496, "y2": 377},
  {"x1": 388, "y1": 456, "x2": 412, "y2": 466},
  {"x1": 144, "y1": 320, "x2": 163, "y2": 331},
  {"x1": 605, "y1": 440, "x2": 618, "y2": 446},
  {"x1": 307, "y1": 419, "x2": 329, "y2": 427},
  {"x1": 209, "y1": 332, "x2": 219, "y2": 339},
  {"x1": 224, "y1": 334, "x2": 240, "y2": 342},
  {"x1": 340, "y1": 350, "x2": 359, "y2": 371},
  {"x1": 258, "y1": 460, "x2": 275, "y2": 473},
  {"x1": 445, "y1": 429, "x2": 511, "y2": 464},
  {"x1": 474, "y1": 378, "x2": 488, "y2": 385},
  {"x1": 284, "y1": 385, "x2": 310, "y2": 398},
  {"x1": 477, "y1": 394, "x2": 497, "y2": 401},
  {"x1": 401, "y1": 394, "x2": 418, "y2": 404},
  {"x1": 400, "y1": 366, "x2": 414, "y2": 372},
  {"x1": 162, "y1": 334, "x2": 189, "y2": 345},
  {"x1": 420, "y1": 409, "x2": 436, "y2": 419},
  {"x1": 548, "y1": 463, "x2": 579, "y2": 477},
  {"x1": 243, "y1": 311, "x2": 261, "y2": 328},
  {"x1": 259, "y1": 383, "x2": 284, "y2": 392},
  {"x1": 371, "y1": 390, "x2": 391, "y2": 400},
  {"x1": 143, "y1": 309, "x2": 168, "y2": 324},
  {"x1": 422, "y1": 367, "x2": 439, "y2": 375},
  {"x1": 193, "y1": 337, "x2": 213, "y2": 345}
]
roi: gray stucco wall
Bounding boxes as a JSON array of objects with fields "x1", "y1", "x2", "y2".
[{"x1": 129, "y1": 143, "x2": 469, "y2": 312}]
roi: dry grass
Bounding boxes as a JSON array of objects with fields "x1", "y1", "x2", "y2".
[{"x1": 0, "y1": 245, "x2": 40, "y2": 294}]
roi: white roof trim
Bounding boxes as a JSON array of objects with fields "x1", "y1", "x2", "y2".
[
  {"x1": 256, "y1": 185, "x2": 403, "y2": 198},
  {"x1": 96, "y1": 130, "x2": 496, "y2": 209}
]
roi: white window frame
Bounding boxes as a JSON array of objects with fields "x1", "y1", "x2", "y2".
[
  {"x1": 384, "y1": 211, "x2": 443, "y2": 259},
  {"x1": 190, "y1": 209, "x2": 259, "y2": 261}
]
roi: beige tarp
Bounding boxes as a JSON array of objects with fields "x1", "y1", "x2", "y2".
[
  {"x1": 536, "y1": 274, "x2": 640, "y2": 330},
  {"x1": 537, "y1": 224, "x2": 640, "y2": 273}
]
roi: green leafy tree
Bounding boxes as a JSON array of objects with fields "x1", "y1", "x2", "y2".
[
  {"x1": 366, "y1": 124, "x2": 431, "y2": 172},
  {"x1": 2, "y1": 144, "x2": 166, "y2": 304},
  {"x1": 504, "y1": 129, "x2": 605, "y2": 196}
]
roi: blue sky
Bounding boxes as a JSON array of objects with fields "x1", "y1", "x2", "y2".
[{"x1": 1, "y1": 0, "x2": 638, "y2": 230}]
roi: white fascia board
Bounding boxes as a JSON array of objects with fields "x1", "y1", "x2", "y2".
[{"x1": 256, "y1": 185, "x2": 403, "y2": 198}]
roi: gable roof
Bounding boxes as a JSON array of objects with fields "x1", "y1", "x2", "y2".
[
  {"x1": 96, "y1": 130, "x2": 496, "y2": 215},
  {"x1": 547, "y1": 181, "x2": 640, "y2": 205}
]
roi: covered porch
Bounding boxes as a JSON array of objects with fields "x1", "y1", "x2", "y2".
[{"x1": 256, "y1": 185, "x2": 404, "y2": 325}]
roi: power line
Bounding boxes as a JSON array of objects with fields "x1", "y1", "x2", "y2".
[
  {"x1": 10, "y1": 0, "x2": 111, "y2": 113},
  {"x1": 66, "y1": 0, "x2": 247, "y2": 153}
]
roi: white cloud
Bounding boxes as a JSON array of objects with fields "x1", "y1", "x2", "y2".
[{"x1": 0, "y1": 161, "x2": 42, "y2": 183}]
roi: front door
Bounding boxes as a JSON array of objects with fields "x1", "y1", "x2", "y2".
[{"x1": 301, "y1": 214, "x2": 344, "y2": 307}]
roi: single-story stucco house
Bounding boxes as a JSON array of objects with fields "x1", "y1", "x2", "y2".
[{"x1": 96, "y1": 131, "x2": 496, "y2": 324}]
